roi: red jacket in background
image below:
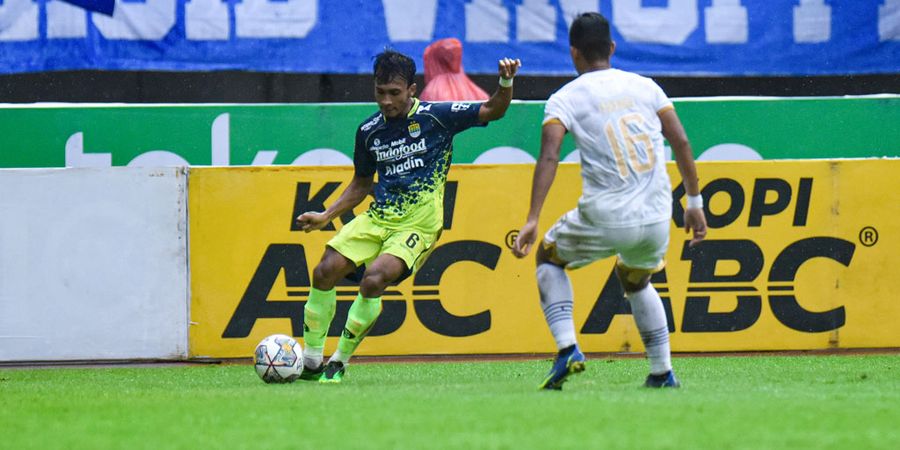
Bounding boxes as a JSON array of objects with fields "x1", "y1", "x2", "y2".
[{"x1": 420, "y1": 38, "x2": 489, "y2": 102}]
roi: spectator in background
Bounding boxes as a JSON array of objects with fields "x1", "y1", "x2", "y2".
[{"x1": 420, "y1": 38, "x2": 489, "y2": 102}]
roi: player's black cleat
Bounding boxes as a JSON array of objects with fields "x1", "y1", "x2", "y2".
[
  {"x1": 644, "y1": 371, "x2": 681, "y2": 388},
  {"x1": 319, "y1": 361, "x2": 346, "y2": 384},
  {"x1": 298, "y1": 363, "x2": 325, "y2": 381}
]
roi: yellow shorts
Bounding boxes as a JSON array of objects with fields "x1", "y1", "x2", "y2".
[{"x1": 327, "y1": 213, "x2": 440, "y2": 275}]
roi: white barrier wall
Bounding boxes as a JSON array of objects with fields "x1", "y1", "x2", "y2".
[{"x1": 0, "y1": 167, "x2": 188, "y2": 361}]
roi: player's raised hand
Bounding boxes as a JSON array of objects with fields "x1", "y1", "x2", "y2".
[
  {"x1": 684, "y1": 207, "x2": 707, "y2": 247},
  {"x1": 295, "y1": 211, "x2": 330, "y2": 233},
  {"x1": 479, "y1": 58, "x2": 521, "y2": 122},
  {"x1": 498, "y1": 57, "x2": 521, "y2": 80},
  {"x1": 512, "y1": 220, "x2": 538, "y2": 258}
]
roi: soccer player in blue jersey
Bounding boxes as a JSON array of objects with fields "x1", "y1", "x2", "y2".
[{"x1": 295, "y1": 50, "x2": 521, "y2": 383}]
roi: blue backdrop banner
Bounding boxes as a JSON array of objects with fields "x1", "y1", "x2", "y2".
[{"x1": 0, "y1": 0, "x2": 898, "y2": 76}]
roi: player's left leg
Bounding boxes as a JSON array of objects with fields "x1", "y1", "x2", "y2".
[
  {"x1": 534, "y1": 242, "x2": 586, "y2": 390},
  {"x1": 534, "y1": 209, "x2": 612, "y2": 390},
  {"x1": 616, "y1": 221, "x2": 679, "y2": 388}
]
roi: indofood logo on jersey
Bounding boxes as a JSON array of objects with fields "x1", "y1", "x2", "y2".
[
  {"x1": 372, "y1": 138, "x2": 426, "y2": 162},
  {"x1": 372, "y1": 137, "x2": 428, "y2": 176},
  {"x1": 222, "y1": 180, "x2": 496, "y2": 339}
]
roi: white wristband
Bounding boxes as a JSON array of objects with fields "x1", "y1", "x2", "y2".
[
  {"x1": 686, "y1": 194, "x2": 703, "y2": 209},
  {"x1": 499, "y1": 76, "x2": 513, "y2": 88}
]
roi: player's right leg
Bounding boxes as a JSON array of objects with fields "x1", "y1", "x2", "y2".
[
  {"x1": 615, "y1": 221, "x2": 679, "y2": 388},
  {"x1": 320, "y1": 227, "x2": 438, "y2": 383},
  {"x1": 300, "y1": 247, "x2": 357, "y2": 379},
  {"x1": 320, "y1": 253, "x2": 407, "y2": 383}
]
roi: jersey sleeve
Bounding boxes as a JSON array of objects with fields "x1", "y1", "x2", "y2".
[
  {"x1": 650, "y1": 80, "x2": 674, "y2": 115},
  {"x1": 543, "y1": 92, "x2": 570, "y2": 129},
  {"x1": 353, "y1": 126, "x2": 376, "y2": 177},
  {"x1": 428, "y1": 101, "x2": 485, "y2": 134}
]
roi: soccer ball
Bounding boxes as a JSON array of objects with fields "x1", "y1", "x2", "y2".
[{"x1": 254, "y1": 334, "x2": 304, "y2": 383}]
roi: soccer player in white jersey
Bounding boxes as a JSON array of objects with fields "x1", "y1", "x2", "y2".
[{"x1": 512, "y1": 12, "x2": 707, "y2": 390}]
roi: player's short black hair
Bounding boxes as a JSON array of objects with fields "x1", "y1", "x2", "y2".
[
  {"x1": 569, "y1": 12, "x2": 613, "y2": 62},
  {"x1": 373, "y1": 50, "x2": 416, "y2": 86}
]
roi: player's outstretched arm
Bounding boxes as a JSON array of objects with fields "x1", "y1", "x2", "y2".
[
  {"x1": 660, "y1": 109, "x2": 707, "y2": 247},
  {"x1": 478, "y1": 58, "x2": 521, "y2": 123},
  {"x1": 295, "y1": 174, "x2": 374, "y2": 232},
  {"x1": 512, "y1": 121, "x2": 566, "y2": 258}
]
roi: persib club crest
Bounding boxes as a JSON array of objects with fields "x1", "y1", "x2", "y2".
[{"x1": 408, "y1": 121, "x2": 421, "y2": 138}]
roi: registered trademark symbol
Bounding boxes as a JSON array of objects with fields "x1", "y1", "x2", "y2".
[
  {"x1": 505, "y1": 230, "x2": 519, "y2": 249},
  {"x1": 859, "y1": 226, "x2": 878, "y2": 247}
]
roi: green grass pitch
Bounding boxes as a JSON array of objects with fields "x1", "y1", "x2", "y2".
[{"x1": 2, "y1": 354, "x2": 899, "y2": 449}]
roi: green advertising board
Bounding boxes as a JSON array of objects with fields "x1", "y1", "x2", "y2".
[{"x1": 1, "y1": 95, "x2": 897, "y2": 168}]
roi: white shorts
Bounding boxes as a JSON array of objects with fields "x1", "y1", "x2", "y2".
[{"x1": 544, "y1": 208, "x2": 670, "y2": 270}]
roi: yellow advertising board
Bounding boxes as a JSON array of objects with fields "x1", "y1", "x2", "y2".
[{"x1": 189, "y1": 160, "x2": 900, "y2": 358}]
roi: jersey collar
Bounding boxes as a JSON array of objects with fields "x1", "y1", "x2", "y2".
[
  {"x1": 382, "y1": 98, "x2": 420, "y2": 123},
  {"x1": 407, "y1": 98, "x2": 420, "y2": 118}
]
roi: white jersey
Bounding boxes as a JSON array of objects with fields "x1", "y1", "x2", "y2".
[{"x1": 544, "y1": 68, "x2": 674, "y2": 228}]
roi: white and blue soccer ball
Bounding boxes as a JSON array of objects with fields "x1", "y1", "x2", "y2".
[{"x1": 254, "y1": 334, "x2": 304, "y2": 384}]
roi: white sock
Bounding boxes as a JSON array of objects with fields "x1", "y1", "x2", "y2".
[
  {"x1": 329, "y1": 350, "x2": 348, "y2": 365},
  {"x1": 627, "y1": 284, "x2": 672, "y2": 375},
  {"x1": 303, "y1": 346, "x2": 323, "y2": 369},
  {"x1": 536, "y1": 263, "x2": 577, "y2": 350}
]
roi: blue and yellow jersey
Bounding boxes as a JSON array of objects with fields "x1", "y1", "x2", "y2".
[{"x1": 354, "y1": 98, "x2": 484, "y2": 232}]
